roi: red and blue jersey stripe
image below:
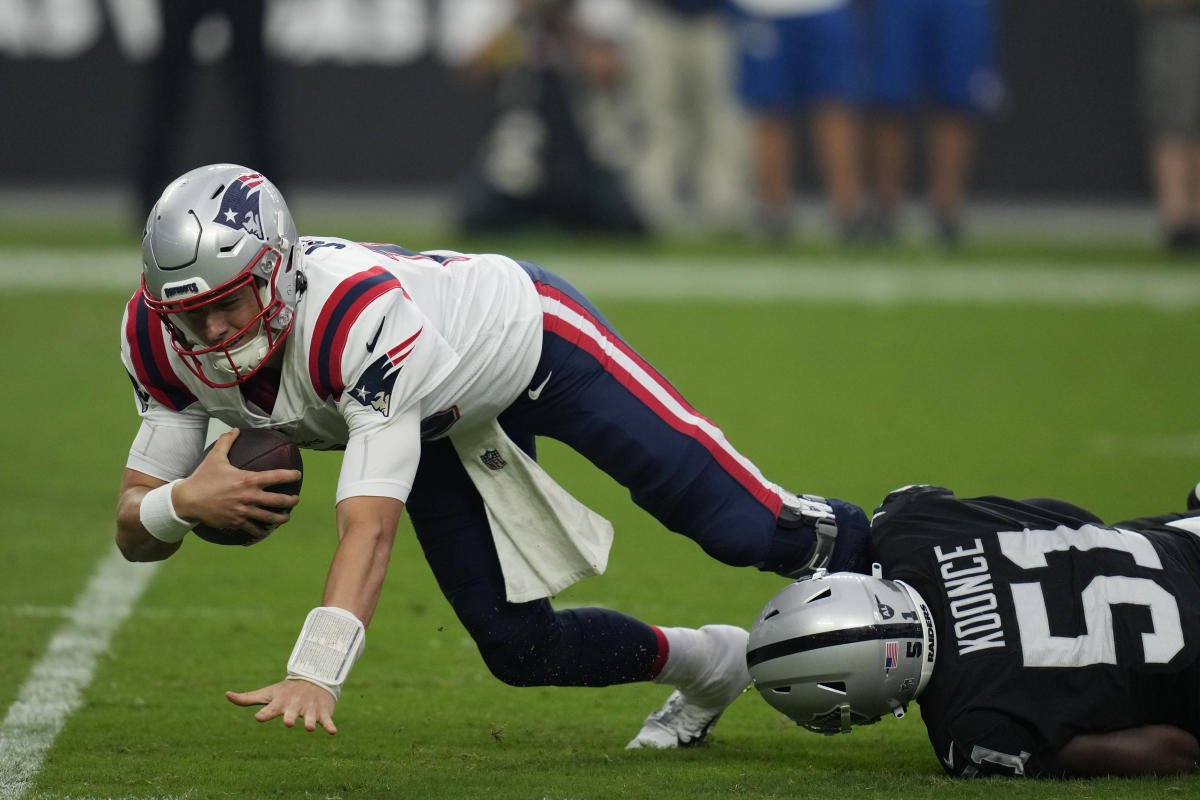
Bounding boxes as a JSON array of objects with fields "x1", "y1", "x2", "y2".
[
  {"x1": 123, "y1": 289, "x2": 197, "y2": 412},
  {"x1": 309, "y1": 266, "x2": 403, "y2": 401}
]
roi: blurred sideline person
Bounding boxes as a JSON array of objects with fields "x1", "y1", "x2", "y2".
[
  {"x1": 453, "y1": 0, "x2": 646, "y2": 235},
  {"x1": 626, "y1": 0, "x2": 752, "y2": 235},
  {"x1": 747, "y1": 484, "x2": 1200, "y2": 777},
  {"x1": 728, "y1": 0, "x2": 866, "y2": 242},
  {"x1": 114, "y1": 164, "x2": 870, "y2": 744},
  {"x1": 864, "y1": 0, "x2": 1004, "y2": 244},
  {"x1": 136, "y1": 0, "x2": 282, "y2": 219},
  {"x1": 1135, "y1": 0, "x2": 1200, "y2": 252}
]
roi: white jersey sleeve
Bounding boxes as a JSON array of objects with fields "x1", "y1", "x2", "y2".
[
  {"x1": 306, "y1": 267, "x2": 459, "y2": 503},
  {"x1": 334, "y1": 286, "x2": 459, "y2": 426},
  {"x1": 336, "y1": 403, "x2": 422, "y2": 503},
  {"x1": 119, "y1": 288, "x2": 209, "y2": 480},
  {"x1": 125, "y1": 410, "x2": 209, "y2": 481}
]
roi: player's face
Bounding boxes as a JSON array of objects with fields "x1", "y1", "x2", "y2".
[{"x1": 181, "y1": 284, "x2": 262, "y2": 347}]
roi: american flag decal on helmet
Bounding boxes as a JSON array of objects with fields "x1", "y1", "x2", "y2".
[
  {"x1": 348, "y1": 327, "x2": 421, "y2": 417},
  {"x1": 884, "y1": 641, "x2": 899, "y2": 672},
  {"x1": 212, "y1": 172, "x2": 266, "y2": 240}
]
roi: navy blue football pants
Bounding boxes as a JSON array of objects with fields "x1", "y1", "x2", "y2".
[{"x1": 405, "y1": 262, "x2": 818, "y2": 687}]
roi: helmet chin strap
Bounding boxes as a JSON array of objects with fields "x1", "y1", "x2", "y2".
[
  {"x1": 210, "y1": 277, "x2": 283, "y2": 378},
  {"x1": 211, "y1": 322, "x2": 270, "y2": 377}
]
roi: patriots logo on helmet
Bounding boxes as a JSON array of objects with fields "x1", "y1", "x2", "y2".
[
  {"x1": 213, "y1": 173, "x2": 266, "y2": 240},
  {"x1": 350, "y1": 354, "x2": 403, "y2": 417}
]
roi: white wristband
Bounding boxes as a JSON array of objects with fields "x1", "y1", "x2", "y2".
[
  {"x1": 286, "y1": 606, "x2": 366, "y2": 701},
  {"x1": 139, "y1": 480, "x2": 196, "y2": 543}
]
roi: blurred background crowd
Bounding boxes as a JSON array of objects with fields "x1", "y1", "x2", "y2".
[{"x1": 1, "y1": 0, "x2": 1199, "y2": 251}]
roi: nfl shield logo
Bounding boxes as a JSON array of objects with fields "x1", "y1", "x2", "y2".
[{"x1": 480, "y1": 449, "x2": 507, "y2": 471}]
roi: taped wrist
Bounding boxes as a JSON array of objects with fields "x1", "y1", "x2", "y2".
[
  {"x1": 139, "y1": 480, "x2": 196, "y2": 543},
  {"x1": 286, "y1": 606, "x2": 366, "y2": 701}
]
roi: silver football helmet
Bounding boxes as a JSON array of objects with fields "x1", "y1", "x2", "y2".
[
  {"x1": 747, "y1": 566, "x2": 937, "y2": 735},
  {"x1": 141, "y1": 164, "x2": 299, "y2": 387}
]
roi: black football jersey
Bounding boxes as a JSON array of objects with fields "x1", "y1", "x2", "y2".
[{"x1": 871, "y1": 485, "x2": 1200, "y2": 777}]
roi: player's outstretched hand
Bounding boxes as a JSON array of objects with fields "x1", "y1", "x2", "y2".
[
  {"x1": 226, "y1": 678, "x2": 338, "y2": 735},
  {"x1": 175, "y1": 430, "x2": 301, "y2": 535}
]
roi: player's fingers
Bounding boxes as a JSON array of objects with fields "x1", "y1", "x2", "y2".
[
  {"x1": 250, "y1": 468, "x2": 303, "y2": 488},
  {"x1": 208, "y1": 429, "x2": 241, "y2": 460},
  {"x1": 226, "y1": 688, "x2": 271, "y2": 707},
  {"x1": 319, "y1": 711, "x2": 338, "y2": 736},
  {"x1": 260, "y1": 706, "x2": 285, "y2": 724},
  {"x1": 258, "y1": 489, "x2": 300, "y2": 510},
  {"x1": 242, "y1": 501, "x2": 291, "y2": 525}
]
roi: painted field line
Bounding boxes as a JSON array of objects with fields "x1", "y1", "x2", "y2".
[
  {"x1": 27, "y1": 796, "x2": 189, "y2": 800},
  {"x1": 4, "y1": 604, "x2": 266, "y2": 622},
  {"x1": 0, "y1": 549, "x2": 159, "y2": 800},
  {"x1": 1089, "y1": 432, "x2": 1200, "y2": 458},
  {"x1": 2, "y1": 249, "x2": 1200, "y2": 309},
  {"x1": 556, "y1": 259, "x2": 1200, "y2": 309}
]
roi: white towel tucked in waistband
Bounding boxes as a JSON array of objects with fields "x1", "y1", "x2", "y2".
[{"x1": 451, "y1": 420, "x2": 614, "y2": 603}]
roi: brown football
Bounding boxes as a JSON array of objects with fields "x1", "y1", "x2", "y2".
[{"x1": 192, "y1": 428, "x2": 303, "y2": 546}]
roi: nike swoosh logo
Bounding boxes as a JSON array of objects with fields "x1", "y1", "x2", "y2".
[
  {"x1": 527, "y1": 371, "x2": 552, "y2": 400},
  {"x1": 365, "y1": 316, "x2": 386, "y2": 352}
]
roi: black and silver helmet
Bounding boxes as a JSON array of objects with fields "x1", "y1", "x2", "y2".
[{"x1": 747, "y1": 566, "x2": 937, "y2": 734}]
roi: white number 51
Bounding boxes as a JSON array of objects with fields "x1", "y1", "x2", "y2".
[{"x1": 996, "y1": 525, "x2": 1183, "y2": 667}]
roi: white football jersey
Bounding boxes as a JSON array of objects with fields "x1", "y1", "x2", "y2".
[{"x1": 121, "y1": 239, "x2": 543, "y2": 503}]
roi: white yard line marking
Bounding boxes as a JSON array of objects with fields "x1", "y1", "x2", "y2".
[
  {"x1": 2, "y1": 250, "x2": 1200, "y2": 309},
  {"x1": 0, "y1": 549, "x2": 159, "y2": 800},
  {"x1": 3, "y1": 604, "x2": 265, "y2": 622},
  {"x1": 559, "y1": 260, "x2": 1200, "y2": 309},
  {"x1": 27, "y1": 796, "x2": 189, "y2": 800},
  {"x1": 1089, "y1": 432, "x2": 1200, "y2": 458}
]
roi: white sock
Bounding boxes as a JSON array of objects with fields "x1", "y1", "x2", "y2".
[
  {"x1": 655, "y1": 624, "x2": 750, "y2": 701},
  {"x1": 653, "y1": 626, "x2": 709, "y2": 690}
]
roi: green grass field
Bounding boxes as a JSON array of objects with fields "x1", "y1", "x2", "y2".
[{"x1": 3, "y1": 224, "x2": 1200, "y2": 799}]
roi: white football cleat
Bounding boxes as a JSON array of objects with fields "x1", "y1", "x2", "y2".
[{"x1": 626, "y1": 625, "x2": 751, "y2": 749}]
